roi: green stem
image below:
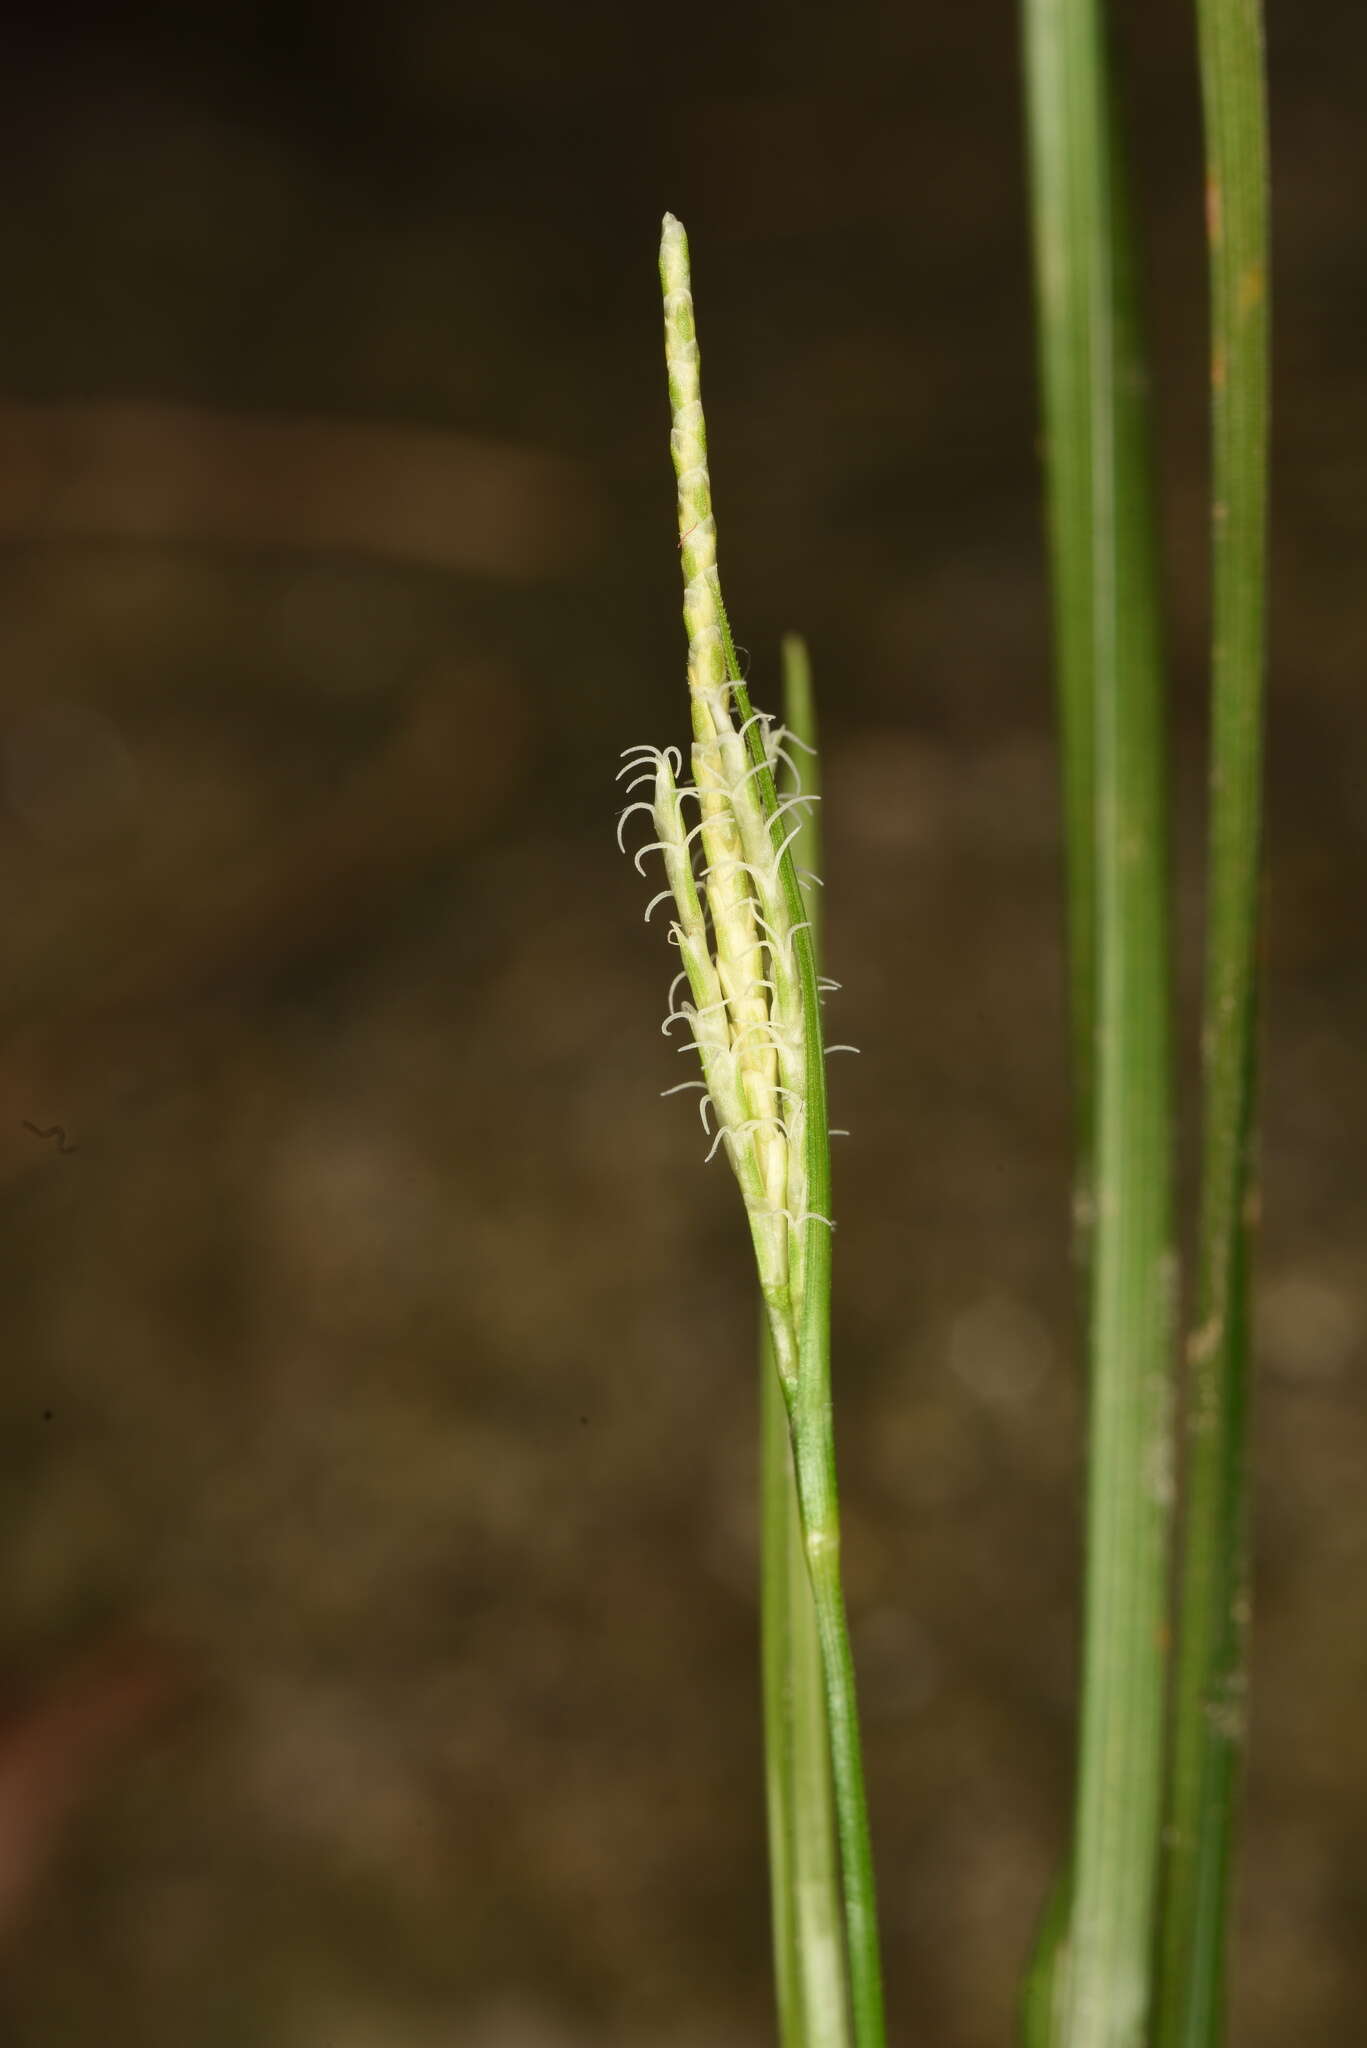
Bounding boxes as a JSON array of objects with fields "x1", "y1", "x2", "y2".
[
  {"x1": 1021, "y1": 0, "x2": 1100, "y2": 1245},
  {"x1": 760, "y1": 637, "x2": 850, "y2": 2048},
  {"x1": 1020, "y1": 1863, "x2": 1073, "y2": 2048},
  {"x1": 1154, "y1": 3, "x2": 1269, "y2": 2042},
  {"x1": 788, "y1": 1428, "x2": 884, "y2": 2048},
  {"x1": 1018, "y1": 0, "x2": 1098, "y2": 2010},
  {"x1": 758, "y1": 1318, "x2": 803, "y2": 2039},
  {"x1": 762, "y1": 1325, "x2": 849, "y2": 2047},
  {"x1": 761, "y1": 1314, "x2": 801, "y2": 2043},
  {"x1": 729, "y1": 635, "x2": 887, "y2": 2048},
  {"x1": 1020, "y1": 7, "x2": 1176, "y2": 2044}
]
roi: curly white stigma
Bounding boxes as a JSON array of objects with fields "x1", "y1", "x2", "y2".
[{"x1": 618, "y1": 700, "x2": 826, "y2": 1390}]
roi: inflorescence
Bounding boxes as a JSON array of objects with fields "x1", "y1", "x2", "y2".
[
  {"x1": 619, "y1": 211, "x2": 851, "y2": 1396},
  {"x1": 616, "y1": 689, "x2": 835, "y2": 1396}
]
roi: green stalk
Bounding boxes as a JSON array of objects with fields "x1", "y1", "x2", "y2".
[
  {"x1": 762, "y1": 1317, "x2": 848, "y2": 2047},
  {"x1": 1021, "y1": 1867, "x2": 1073, "y2": 2048},
  {"x1": 1019, "y1": 7, "x2": 1176, "y2": 2045},
  {"x1": 658, "y1": 215, "x2": 886, "y2": 2048},
  {"x1": 726, "y1": 592, "x2": 885, "y2": 2048},
  {"x1": 1021, "y1": 0, "x2": 1100, "y2": 1233},
  {"x1": 1018, "y1": 0, "x2": 1098, "y2": 2022},
  {"x1": 761, "y1": 1323, "x2": 800, "y2": 2040},
  {"x1": 1154, "y1": 3, "x2": 1269, "y2": 2041},
  {"x1": 760, "y1": 637, "x2": 850, "y2": 2048}
]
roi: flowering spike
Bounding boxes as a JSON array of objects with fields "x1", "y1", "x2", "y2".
[{"x1": 610, "y1": 216, "x2": 849, "y2": 1378}]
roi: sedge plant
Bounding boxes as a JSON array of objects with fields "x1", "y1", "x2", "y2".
[
  {"x1": 620, "y1": 2, "x2": 1268, "y2": 2019},
  {"x1": 617, "y1": 215, "x2": 885, "y2": 2048}
]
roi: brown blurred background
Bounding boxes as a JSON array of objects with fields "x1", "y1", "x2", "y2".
[{"x1": 0, "y1": 4, "x2": 1362, "y2": 2043}]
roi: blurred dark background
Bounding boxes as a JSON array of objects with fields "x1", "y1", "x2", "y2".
[{"x1": 0, "y1": 4, "x2": 1362, "y2": 2043}]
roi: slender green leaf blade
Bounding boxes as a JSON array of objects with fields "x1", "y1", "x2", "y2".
[
  {"x1": 1156, "y1": 3, "x2": 1270, "y2": 2040},
  {"x1": 760, "y1": 636, "x2": 850, "y2": 2048},
  {"x1": 1020, "y1": 8, "x2": 1177, "y2": 2043}
]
